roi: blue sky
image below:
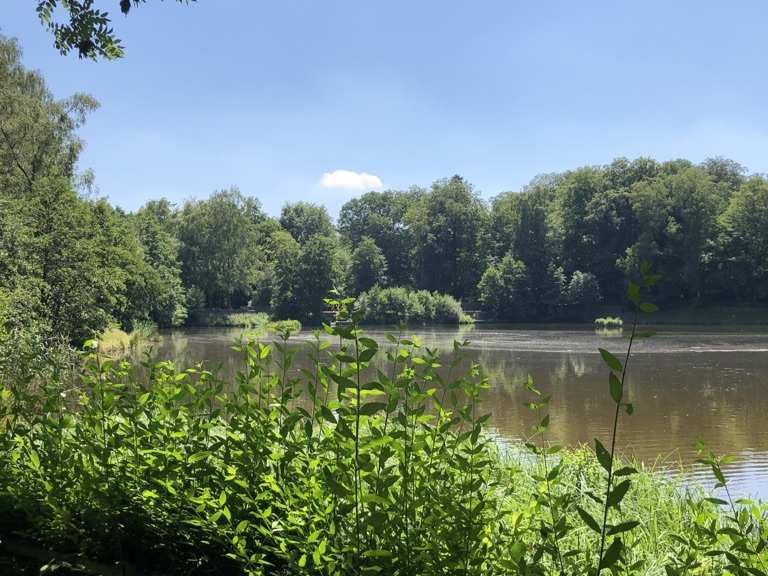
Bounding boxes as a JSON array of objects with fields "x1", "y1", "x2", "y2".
[{"x1": 3, "y1": 1, "x2": 768, "y2": 217}]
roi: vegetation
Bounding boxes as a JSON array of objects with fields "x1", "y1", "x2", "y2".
[
  {"x1": 357, "y1": 286, "x2": 472, "y2": 325},
  {"x1": 35, "y1": 0, "x2": 193, "y2": 59},
  {"x1": 595, "y1": 316, "x2": 624, "y2": 327},
  {"x1": 1, "y1": 281, "x2": 767, "y2": 575}
]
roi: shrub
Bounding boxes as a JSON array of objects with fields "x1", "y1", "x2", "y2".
[{"x1": 358, "y1": 286, "x2": 468, "y2": 324}]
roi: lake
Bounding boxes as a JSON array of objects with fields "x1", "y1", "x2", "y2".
[{"x1": 150, "y1": 324, "x2": 768, "y2": 498}]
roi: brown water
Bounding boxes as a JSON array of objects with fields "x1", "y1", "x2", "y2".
[{"x1": 151, "y1": 324, "x2": 768, "y2": 498}]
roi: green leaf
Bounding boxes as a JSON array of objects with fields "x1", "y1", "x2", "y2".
[
  {"x1": 28, "y1": 450, "x2": 40, "y2": 471},
  {"x1": 576, "y1": 506, "x2": 601, "y2": 533},
  {"x1": 627, "y1": 282, "x2": 641, "y2": 305},
  {"x1": 608, "y1": 520, "x2": 640, "y2": 535},
  {"x1": 600, "y1": 537, "x2": 623, "y2": 569},
  {"x1": 320, "y1": 405, "x2": 337, "y2": 423},
  {"x1": 594, "y1": 439, "x2": 612, "y2": 473},
  {"x1": 639, "y1": 302, "x2": 658, "y2": 313},
  {"x1": 358, "y1": 402, "x2": 386, "y2": 416},
  {"x1": 599, "y1": 348, "x2": 623, "y2": 373},
  {"x1": 188, "y1": 451, "x2": 212, "y2": 463},
  {"x1": 609, "y1": 372, "x2": 623, "y2": 404},
  {"x1": 358, "y1": 348, "x2": 377, "y2": 363},
  {"x1": 607, "y1": 479, "x2": 631, "y2": 508}
]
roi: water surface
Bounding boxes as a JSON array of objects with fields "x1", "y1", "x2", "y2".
[{"x1": 151, "y1": 324, "x2": 768, "y2": 498}]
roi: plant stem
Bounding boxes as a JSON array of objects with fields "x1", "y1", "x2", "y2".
[{"x1": 597, "y1": 310, "x2": 638, "y2": 573}]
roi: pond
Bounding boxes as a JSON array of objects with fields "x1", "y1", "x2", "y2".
[{"x1": 149, "y1": 324, "x2": 768, "y2": 499}]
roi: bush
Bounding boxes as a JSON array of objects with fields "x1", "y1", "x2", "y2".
[{"x1": 358, "y1": 286, "x2": 468, "y2": 324}]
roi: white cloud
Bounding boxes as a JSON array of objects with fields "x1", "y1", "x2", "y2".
[{"x1": 320, "y1": 169, "x2": 383, "y2": 190}]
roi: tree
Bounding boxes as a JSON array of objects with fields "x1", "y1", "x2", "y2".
[
  {"x1": 270, "y1": 231, "x2": 341, "y2": 322},
  {"x1": 0, "y1": 36, "x2": 98, "y2": 193},
  {"x1": 35, "y1": 0, "x2": 193, "y2": 59},
  {"x1": 564, "y1": 271, "x2": 602, "y2": 321},
  {"x1": 407, "y1": 176, "x2": 488, "y2": 299},
  {"x1": 711, "y1": 176, "x2": 768, "y2": 302},
  {"x1": 279, "y1": 202, "x2": 335, "y2": 244},
  {"x1": 338, "y1": 189, "x2": 423, "y2": 286},
  {"x1": 178, "y1": 188, "x2": 262, "y2": 308},
  {"x1": 269, "y1": 230, "x2": 302, "y2": 320},
  {"x1": 478, "y1": 254, "x2": 533, "y2": 322},
  {"x1": 349, "y1": 236, "x2": 388, "y2": 295},
  {"x1": 132, "y1": 200, "x2": 187, "y2": 326},
  {"x1": 621, "y1": 168, "x2": 724, "y2": 305}
]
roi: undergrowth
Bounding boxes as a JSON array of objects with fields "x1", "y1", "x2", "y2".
[{"x1": 0, "y1": 268, "x2": 766, "y2": 575}]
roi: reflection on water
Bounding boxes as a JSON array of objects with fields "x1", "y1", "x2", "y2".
[{"x1": 147, "y1": 324, "x2": 768, "y2": 499}]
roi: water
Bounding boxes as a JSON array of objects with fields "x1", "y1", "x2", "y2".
[{"x1": 150, "y1": 324, "x2": 768, "y2": 499}]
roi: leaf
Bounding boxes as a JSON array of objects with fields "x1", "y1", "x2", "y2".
[
  {"x1": 627, "y1": 282, "x2": 641, "y2": 305},
  {"x1": 358, "y1": 348, "x2": 377, "y2": 363},
  {"x1": 594, "y1": 439, "x2": 612, "y2": 473},
  {"x1": 614, "y1": 466, "x2": 637, "y2": 477},
  {"x1": 29, "y1": 450, "x2": 40, "y2": 471},
  {"x1": 319, "y1": 405, "x2": 337, "y2": 423},
  {"x1": 608, "y1": 520, "x2": 640, "y2": 535},
  {"x1": 600, "y1": 537, "x2": 623, "y2": 569},
  {"x1": 358, "y1": 402, "x2": 386, "y2": 416},
  {"x1": 607, "y1": 479, "x2": 631, "y2": 508},
  {"x1": 639, "y1": 302, "x2": 658, "y2": 313},
  {"x1": 576, "y1": 506, "x2": 601, "y2": 533},
  {"x1": 609, "y1": 372, "x2": 623, "y2": 404},
  {"x1": 188, "y1": 451, "x2": 212, "y2": 463},
  {"x1": 599, "y1": 348, "x2": 623, "y2": 373}
]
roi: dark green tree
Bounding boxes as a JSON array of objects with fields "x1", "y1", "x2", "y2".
[
  {"x1": 478, "y1": 253, "x2": 533, "y2": 322},
  {"x1": 407, "y1": 176, "x2": 488, "y2": 299},
  {"x1": 338, "y1": 189, "x2": 423, "y2": 286},
  {"x1": 349, "y1": 236, "x2": 388, "y2": 295}
]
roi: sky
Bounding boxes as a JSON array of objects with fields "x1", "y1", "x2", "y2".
[{"x1": 3, "y1": 0, "x2": 768, "y2": 217}]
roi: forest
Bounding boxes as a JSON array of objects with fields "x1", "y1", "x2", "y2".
[{"x1": 2, "y1": 34, "x2": 768, "y2": 349}]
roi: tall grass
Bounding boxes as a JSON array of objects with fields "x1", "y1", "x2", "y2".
[{"x1": 0, "y1": 268, "x2": 766, "y2": 575}]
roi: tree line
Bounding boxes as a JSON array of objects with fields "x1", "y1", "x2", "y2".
[{"x1": 2, "y1": 35, "x2": 768, "y2": 345}]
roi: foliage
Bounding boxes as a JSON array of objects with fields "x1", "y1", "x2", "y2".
[
  {"x1": 279, "y1": 202, "x2": 336, "y2": 244},
  {"x1": 186, "y1": 310, "x2": 271, "y2": 328},
  {"x1": 406, "y1": 176, "x2": 488, "y2": 299},
  {"x1": 338, "y1": 189, "x2": 423, "y2": 286},
  {"x1": 1, "y1": 288, "x2": 766, "y2": 575},
  {"x1": 478, "y1": 254, "x2": 534, "y2": 322},
  {"x1": 178, "y1": 188, "x2": 268, "y2": 309},
  {"x1": 565, "y1": 270, "x2": 602, "y2": 321},
  {"x1": 357, "y1": 286, "x2": 469, "y2": 325},
  {"x1": 35, "y1": 1, "x2": 193, "y2": 59},
  {"x1": 348, "y1": 236, "x2": 388, "y2": 295},
  {"x1": 270, "y1": 232, "x2": 343, "y2": 323},
  {"x1": 595, "y1": 316, "x2": 624, "y2": 327}
]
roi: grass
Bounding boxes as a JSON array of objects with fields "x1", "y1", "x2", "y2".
[{"x1": 98, "y1": 321, "x2": 159, "y2": 356}]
